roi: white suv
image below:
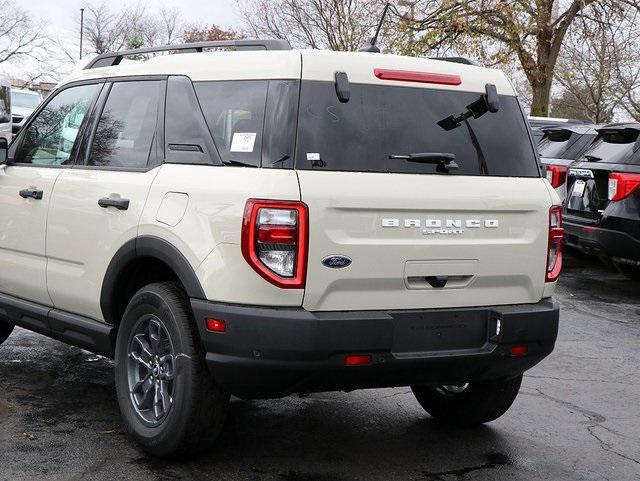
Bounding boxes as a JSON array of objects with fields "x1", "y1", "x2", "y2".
[{"x1": 0, "y1": 40, "x2": 562, "y2": 457}]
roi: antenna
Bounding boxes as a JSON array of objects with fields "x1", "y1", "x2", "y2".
[{"x1": 360, "y1": 2, "x2": 391, "y2": 53}]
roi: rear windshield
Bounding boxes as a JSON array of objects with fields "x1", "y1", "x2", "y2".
[
  {"x1": 579, "y1": 129, "x2": 639, "y2": 164},
  {"x1": 538, "y1": 130, "x2": 574, "y2": 158},
  {"x1": 295, "y1": 81, "x2": 539, "y2": 177}
]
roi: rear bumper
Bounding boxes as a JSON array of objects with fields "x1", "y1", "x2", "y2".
[
  {"x1": 191, "y1": 299, "x2": 559, "y2": 399},
  {"x1": 565, "y1": 218, "x2": 640, "y2": 261}
]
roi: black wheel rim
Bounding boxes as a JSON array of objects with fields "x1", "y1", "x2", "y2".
[{"x1": 127, "y1": 315, "x2": 175, "y2": 426}]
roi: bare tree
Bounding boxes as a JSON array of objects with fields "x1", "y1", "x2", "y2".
[
  {"x1": 610, "y1": 7, "x2": 640, "y2": 120},
  {"x1": 159, "y1": 8, "x2": 183, "y2": 44},
  {"x1": 0, "y1": 0, "x2": 49, "y2": 65},
  {"x1": 239, "y1": 0, "x2": 383, "y2": 51},
  {"x1": 81, "y1": 2, "x2": 148, "y2": 54},
  {"x1": 402, "y1": 0, "x2": 625, "y2": 116},
  {"x1": 552, "y1": 2, "x2": 634, "y2": 123}
]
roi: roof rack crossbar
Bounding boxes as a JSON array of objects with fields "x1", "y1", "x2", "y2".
[{"x1": 84, "y1": 39, "x2": 292, "y2": 70}]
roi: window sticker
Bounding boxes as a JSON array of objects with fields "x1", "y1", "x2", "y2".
[{"x1": 230, "y1": 132, "x2": 257, "y2": 153}]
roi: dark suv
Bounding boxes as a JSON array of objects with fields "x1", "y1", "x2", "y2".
[
  {"x1": 538, "y1": 124, "x2": 599, "y2": 201},
  {"x1": 564, "y1": 123, "x2": 640, "y2": 280}
]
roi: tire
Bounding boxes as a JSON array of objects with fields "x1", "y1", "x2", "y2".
[
  {"x1": 614, "y1": 262, "x2": 640, "y2": 281},
  {"x1": 114, "y1": 282, "x2": 229, "y2": 457},
  {"x1": 0, "y1": 322, "x2": 14, "y2": 346},
  {"x1": 411, "y1": 375, "x2": 523, "y2": 426}
]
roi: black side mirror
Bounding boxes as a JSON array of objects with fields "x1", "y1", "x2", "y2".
[
  {"x1": 485, "y1": 83, "x2": 500, "y2": 113},
  {"x1": 0, "y1": 137, "x2": 7, "y2": 164},
  {"x1": 334, "y1": 71, "x2": 350, "y2": 103}
]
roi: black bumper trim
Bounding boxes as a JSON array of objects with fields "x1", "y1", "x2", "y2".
[
  {"x1": 564, "y1": 220, "x2": 640, "y2": 261},
  {"x1": 191, "y1": 299, "x2": 559, "y2": 398}
]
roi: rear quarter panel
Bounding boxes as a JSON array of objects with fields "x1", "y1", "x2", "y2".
[{"x1": 139, "y1": 164, "x2": 303, "y2": 306}]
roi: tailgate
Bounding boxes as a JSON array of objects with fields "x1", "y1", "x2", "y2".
[
  {"x1": 565, "y1": 163, "x2": 613, "y2": 222},
  {"x1": 299, "y1": 172, "x2": 552, "y2": 311}
]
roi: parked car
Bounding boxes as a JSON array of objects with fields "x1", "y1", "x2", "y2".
[
  {"x1": 528, "y1": 116, "x2": 585, "y2": 144},
  {"x1": 0, "y1": 75, "x2": 11, "y2": 143},
  {"x1": 11, "y1": 88, "x2": 43, "y2": 135},
  {"x1": 0, "y1": 40, "x2": 561, "y2": 456},
  {"x1": 564, "y1": 123, "x2": 640, "y2": 279},
  {"x1": 538, "y1": 124, "x2": 599, "y2": 202}
]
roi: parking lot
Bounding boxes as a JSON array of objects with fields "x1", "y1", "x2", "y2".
[{"x1": 0, "y1": 253, "x2": 638, "y2": 481}]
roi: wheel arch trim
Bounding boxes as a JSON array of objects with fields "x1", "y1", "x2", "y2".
[{"x1": 100, "y1": 236, "x2": 206, "y2": 325}]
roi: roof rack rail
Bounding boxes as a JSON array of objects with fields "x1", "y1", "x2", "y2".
[
  {"x1": 84, "y1": 39, "x2": 292, "y2": 70},
  {"x1": 430, "y1": 57, "x2": 477, "y2": 66}
]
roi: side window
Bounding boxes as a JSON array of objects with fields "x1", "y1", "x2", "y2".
[
  {"x1": 87, "y1": 80, "x2": 162, "y2": 169},
  {"x1": 0, "y1": 86, "x2": 10, "y2": 124},
  {"x1": 15, "y1": 84, "x2": 99, "y2": 165},
  {"x1": 194, "y1": 81, "x2": 268, "y2": 167},
  {"x1": 165, "y1": 76, "x2": 220, "y2": 165}
]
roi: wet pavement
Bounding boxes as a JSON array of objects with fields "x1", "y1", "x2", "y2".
[{"x1": 0, "y1": 254, "x2": 639, "y2": 481}]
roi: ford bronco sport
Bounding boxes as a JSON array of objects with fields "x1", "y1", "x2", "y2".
[{"x1": 0, "y1": 40, "x2": 561, "y2": 457}]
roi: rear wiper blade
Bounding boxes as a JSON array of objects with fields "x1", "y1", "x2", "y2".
[
  {"x1": 584, "y1": 155, "x2": 602, "y2": 162},
  {"x1": 222, "y1": 159, "x2": 258, "y2": 168},
  {"x1": 390, "y1": 152, "x2": 459, "y2": 172}
]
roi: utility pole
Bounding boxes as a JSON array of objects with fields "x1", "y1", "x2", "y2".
[{"x1": 79, "y1": 8, "x2": 84, "y2": 60}]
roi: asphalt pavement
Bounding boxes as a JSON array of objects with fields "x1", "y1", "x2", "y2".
[{"x1": 0, "y1": 253, "x2": 638, "y2": 481}]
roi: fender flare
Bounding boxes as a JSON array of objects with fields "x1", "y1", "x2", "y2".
[{"x1": 100, "y1": 236, "x2": 206, "y2": 324}]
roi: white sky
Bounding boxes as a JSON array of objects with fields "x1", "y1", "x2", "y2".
[
  {"x1": 32, "y1": 0, "x2": 242, "y2": 38},
  {"x1": 2, "y1": 0, "x2": 242, "y2": 80}
]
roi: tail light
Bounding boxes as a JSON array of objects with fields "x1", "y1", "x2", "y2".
[
  {"x1": 608, "y1": 172, "x2": 640, "y2": 201},
  {"x1": 546, "y1": 206, "x2": 564, "y2": 282},
  {"x1": 544, "y1": 165, "x2": 568, "y2": 189},
  {"x1": 241, "y1": 199, "x2": 308, "y2": 289}
]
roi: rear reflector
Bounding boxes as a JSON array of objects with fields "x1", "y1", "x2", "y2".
[
  {"x1": 205, "y1": 318, "x2": 226, "y2": 333},
  {"x1": 546, "y1": 205, "x2": 564, "y2": 282},
  {"x1": 345, "y1": 355, "x2": 372, "y2": 366},
  {"x1": 374, "y1": 68, "x2": 462, "y2": 86},
  {"x1": 257, "y1": 225, "x2": 297, "y2": 245},
  {"x1": 509, "y1": 344, "x2": 528, "y2": 357},
  {"x1": 544, "y1": 165, "x2": 568, "y2": 189},
  {"x1": 608, "y1": 172, "x2": 640, "y2": 201}
]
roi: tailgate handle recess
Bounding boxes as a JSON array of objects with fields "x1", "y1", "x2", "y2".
[{"x1": 425, "y1": 276, "x2": 448, "y2": 288}]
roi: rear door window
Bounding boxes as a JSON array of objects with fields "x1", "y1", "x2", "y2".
[
  {"x1": 86, "y1": 80, "x2": 162, "y2": 169},
  {"x1": 295, "y1": 81, "x2": 539, "y2": 177}
]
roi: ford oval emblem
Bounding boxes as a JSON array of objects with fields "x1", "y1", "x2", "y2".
[{"x1": 322, "y1": 255, "x2": 352, "y2": 269}]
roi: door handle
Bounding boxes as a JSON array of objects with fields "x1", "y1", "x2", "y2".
[
  {"x1": 98, "y1": 197, "x2": 130, "y2": 211},
  {"x1": 19, "y1": 188, "x2": 43, "y2": 200}
]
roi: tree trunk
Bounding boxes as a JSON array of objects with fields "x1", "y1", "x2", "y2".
[{"x1": 530, "y1": 80, "x2": 553, "y2": 116}]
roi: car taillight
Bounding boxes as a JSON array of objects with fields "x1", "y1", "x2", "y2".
[
  {"x1": 608, "y1": 172, "x2": 640, "y2": 201},
  {"x1": 241, "y1": 199, "x2": 308, "y2": 289},
  {"x1": 374, "y1": 68, "x2": 462, "y2": 86},
  {"x1": 544, "y1": 165, "x2": 568, "y2": 189},
  {"x1": 546, "y1": 205, "x2": 564, "y2": 282}
]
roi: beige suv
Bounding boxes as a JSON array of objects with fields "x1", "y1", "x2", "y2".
[{"x1": 0, "y1": 40, "x2": 562, "y2": 457}]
